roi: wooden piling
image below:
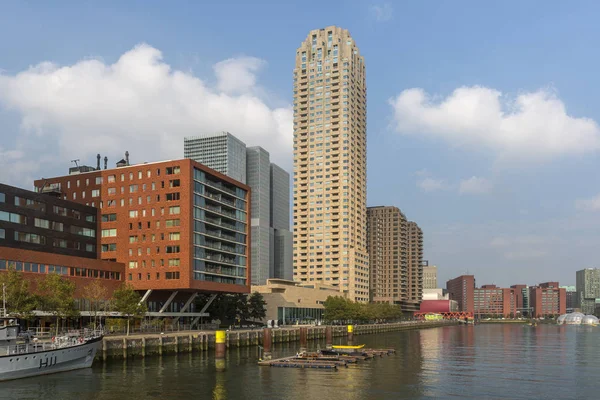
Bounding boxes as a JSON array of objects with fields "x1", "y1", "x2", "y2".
[
  {"x1": 263, "y1": 328, "x2": 272, "y2": 360},
  {"x1": 326, "y1": 326, "x2": 333, "y2": 349}
]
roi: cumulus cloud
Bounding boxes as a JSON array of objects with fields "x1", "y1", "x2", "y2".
[
  {"x1": 417, "y1": 177, "x2": 448, "y2": 192},
  {"x1": 389, "y1": 86, "x2": 600, "y2": 160},
  {"x1": 459, "y1": 176, "x2": 493, "y2": 195},
  {"x1": 214, "y1": 57, "x2": 265, "y2": 94},
  {"x1": 370, "y1": 3, "x2": 393, "y2": 22},
  {"x1": 575, "y1": 194, "x2": 600, "y2": 211},
  {"x1": 0, "y1": 44, "x2": 292, "y2": 185}
]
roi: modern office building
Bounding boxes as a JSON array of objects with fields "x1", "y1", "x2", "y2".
[
  {"x1": 473, "y1": 285, "x2": 516, "y2": 317},
  {"x1": 270, "y1": 163, "x2": 293, "y2": 281},
  {"x1": 510, "y1": 284, "x2": 528, "y2": 314},
  {"x1": 423, "y1": 264, "x2": 438, "y2": 290},
  {"x1": 292, "y1": 26, "x2": 369, "y2": 302},
  {"x1": 185, "y1": 134, "x2": 292, "y2": 285},
  {"x1": 184, "y1": 132, "x2": 247, "y2": 184},
  {"x1": 560, "y1": 285, "x2": 577, "y2": 312},
  {"x1": 366, "y1": 206, "x2": 409, "y2": 306},
  {"x1": 407, "y1": 222, "x2": 424, "y2": 303},
  {"x1": 529, "y1": 282, "x2": 566, "y2": 317},
  {"x1": 576, "y1": 268, "x2": 600, "y2": 314},
  {"x1": 446, "y1": 275, "x2": 475, "y2": 314},
  {"x1": 0, "y1": 183, "x2": 125, "y2": 305},
  {"x1": 34, "y1": 156, "x2": 251, "y2": 319}
]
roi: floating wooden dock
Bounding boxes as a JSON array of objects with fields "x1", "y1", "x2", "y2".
[{"x1": 258, "y1": 348, "x2": 395, "y2": 370}]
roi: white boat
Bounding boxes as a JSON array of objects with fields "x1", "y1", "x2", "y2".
[{"x1": 0, "y1": 316, "x2": 103, "y2": 382}]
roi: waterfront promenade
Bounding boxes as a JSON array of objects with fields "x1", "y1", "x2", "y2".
[{"x1": 99, "y1": 320, "x2": 455, "y2": 360}]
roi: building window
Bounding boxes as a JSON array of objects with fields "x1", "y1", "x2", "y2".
[
  {"x1": 34, "y1": 218, "x2": 50, "y2": 229},
  {"x1": 166, "y1": 245, "x2": 180, "y2": 254},
  {"x1": 0, "y1": 193, "x2": 4, "y2": 203},
  {"x1": 129, "y1": 210, "x2": 138, "y2": 218},
  {"x1": 166, "y1": 166, "x2": 180, "y2": 175},
  {"x1": 169, "y1": 179, "x2": 180, "y2": 188},
  {"x1": 166, "y1": 193, "x2": 180, "y2": 201},
  {"x1": 168, "y1": 232, "x2": 180, "y2": 241},
  {"x1": 0, "y1": 228, "x2": 4, "y2": 239},
  {"x1": 101, "y1": 243, "x2": 117, "y2": 252},
  {"x1": 101, "y1": 228, "x2": 117, "y2": 237},
  {"x1": 128, "y1": 261, "x2": 138, "y2": 269},
  {"x1": 91, "y1": 189, "x2": 100, "y2": 198},
  {"x1": 102, "y1": 213, "x2": 117, "y2": 222},
  {"x1": 165, "y1": 219, "x2": 180, "y2": 227},
  {"x1": 70, "y1": 226, "x2": 96, "y2": 237},
  {"x1": 168, "y1": 258, "x2": 180, "y2": 267},
  {"x1": 165, "y1": 272, "x2": 180, "y2": 280},
  {"x1": 96, "y1": 177, "x2": 103, "y2": 184},
  {"x1": 169, "y1": 206, "x2": 180, "y2": 215},
  {"x1": 53, "y1": 239, "x2": 67, "y2": 248},
  {"x1": 108, "y1": 175, "x2": 116, "y2": 183},
  {"x1": 14, "y1": 231, "x2": 45, "y2": 245},
  {"x1": 0, "y1": 211, "x2": 27, "y2": 224}
]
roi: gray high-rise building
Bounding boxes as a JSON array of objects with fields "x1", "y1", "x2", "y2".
[
  {"x1": 184, "y1": 134, "x2": 292, "y2": 285},
  {"x1": 270, "y1": 163, "x2": 293, "y2": 281},
  {"x1": 184, "y1": 132, "x2": 247, "y2": 184},
  {"x1": 576, "y1": 268, "x2": 600, "y2": 314}
]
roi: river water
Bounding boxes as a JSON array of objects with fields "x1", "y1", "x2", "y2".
[{"x1": 2, "y1": 324, "x2": 597, "y2": 399}]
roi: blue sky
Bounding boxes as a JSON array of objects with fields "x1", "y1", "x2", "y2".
[{"x1": 1, "y1": 0, "x2": 600, "y2": 287}]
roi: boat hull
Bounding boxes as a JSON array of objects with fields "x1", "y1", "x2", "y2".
[{"x1": 0, "y1": 336, "x2": 102, "y2": 382}]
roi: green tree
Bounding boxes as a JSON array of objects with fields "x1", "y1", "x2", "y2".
[
  {"x1": 323, "y1": 296, "x2": 354, "y2": 323},
  {"x1": 38, "y1": 273, "x2": 79, "y2": 335},
  {"x1": 0, "y1": 267, "x2": 37, "y2": 319},
  {"x1": 83, "y1": 280, "x2": 108, "y2": 328},
  {"x1": 247, "y1": 292, "x2": 267, "y2": 322},
  {"x1": 112, "y1": 284, "x2": 147, "y2": 336}
]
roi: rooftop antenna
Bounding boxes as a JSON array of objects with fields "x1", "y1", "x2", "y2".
[{"x1": 71, "y1": 159, "x2": 81, "y2": 172}]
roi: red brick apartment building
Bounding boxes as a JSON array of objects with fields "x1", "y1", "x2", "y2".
[
  {"x1": 0, "y1": 183, "x2": 124, "y2": 306},
  {"x1": 446, "y1": 275, "x2": 475, "y2": 314},
  {"x1": 474, "y1": 285, "x2": 516, "y2": 317},
  {"x1": 34, "y1": 156, "x2": 251, "y2": 316},
  {"x1": 529, "y1": 282, "x2": 566, "y2": 317}
]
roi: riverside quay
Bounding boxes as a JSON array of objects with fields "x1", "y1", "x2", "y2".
[{"x1": 34, "y1": 155, "x2": 251, "y2": 323}]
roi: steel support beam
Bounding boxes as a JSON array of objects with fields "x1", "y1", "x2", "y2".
[
  {"x1": 139, "y1": 289, "x2": 153, "y2": 305},
  {"x1": 159, "y1": 291, "x2": 179, "y2": 313},
  {"x1": 191, "y1": 294, "x2": 218, "y2": 328},
  {"x1": 172, "y1": 292, "x2": 199, "y2": 324}
]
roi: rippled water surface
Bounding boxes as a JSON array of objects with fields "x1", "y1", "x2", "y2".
[{"x1": 2, "y1": 324, "x2": 597, "y2": 399}]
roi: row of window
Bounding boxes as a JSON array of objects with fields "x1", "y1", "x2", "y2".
[
  {"x1": 6, "y1": 231, "x2": 96, "y2": 252},
  {"x1": 0, "y1": 260, "x2": 120, "y2": 280},
  {"x1": 127, "y1": 271, "x2": 180, "y2": 281}
]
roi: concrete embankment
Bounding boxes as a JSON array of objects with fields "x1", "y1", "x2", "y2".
[{"x1": 99, "y1": 320, "x2": 455, "y2": 361}]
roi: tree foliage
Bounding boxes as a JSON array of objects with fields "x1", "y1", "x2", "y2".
[
  {"x1": 112, "y1": 283, "x2": 147, "y2": 335},
  {"x1": 323, "y1": 296, "x2": 404, "y2": 323},
  {"x1": 0, "y1": 267, "x2": 37, "y2": 319},
  {"x1": 248, "y1": 292, "x2": 267, "y2": 321},
  {"x1": 38, "y1": 273, "x2": 79, "y2": 335}
]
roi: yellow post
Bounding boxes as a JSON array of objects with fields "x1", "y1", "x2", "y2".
[
  {"x1": 347, "y1": 324, "x2": 354, "y2": 344},
  {"x1": 215, "y1": 331, "x2": 226, "y2": 359}
]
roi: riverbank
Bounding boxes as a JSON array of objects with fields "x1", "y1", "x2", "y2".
[
  {"x1": 479, "y1": 319, "x2": 530, "y2": 324},
  {"x1": 99, "y1": 320, "x2": 456, "y2": 361}
]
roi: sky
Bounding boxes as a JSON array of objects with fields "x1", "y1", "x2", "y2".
[{"x1": 1, "y1": 0, "x2": 600, "y2": 287}]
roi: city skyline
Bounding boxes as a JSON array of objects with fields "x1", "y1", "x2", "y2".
[{"x1": 1, "y1": 1, "x2": 600, "y2": 286}]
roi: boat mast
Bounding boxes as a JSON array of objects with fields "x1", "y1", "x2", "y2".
[{"x1": 1, "y1": 283, "x2": 6, "y2": 318}]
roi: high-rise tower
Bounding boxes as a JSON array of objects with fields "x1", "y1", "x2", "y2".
[{"x1": 292, "y1": 26, "x2": 369, "y2": 302}]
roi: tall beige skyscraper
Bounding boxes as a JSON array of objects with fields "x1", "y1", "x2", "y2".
[{"x1": 292, "y1": 26, "x2": 369, "y2": 302}]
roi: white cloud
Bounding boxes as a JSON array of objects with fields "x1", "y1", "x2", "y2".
[
  {"x1": 459, "y1": 176, "x2": 493, "y2": 195},
  {"x1": 214, "y1": 57, "x2": 265, "y2": 94},
  {"x1": 417, "y1": 177, "x2": 448, "y2": 192},
  {"x1": 0, "y1": 44, "x2": 293, "y2": 185},
  {"x1": 370, "y1": 3, "x2": 393, "y2": 22},
  {"x1": 576, "y1": 194, "x2": 600, "y2": 211},
  {"x1": 389, "y1": 86, "x2": 600, "y2": 160}
]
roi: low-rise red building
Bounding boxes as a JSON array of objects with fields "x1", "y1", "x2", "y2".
[
  {"x1": 474, "y1": 285, "x2": 516, "y2": 317},
  {"x1": 529, "y1": 282, "x2": 566, "y2": 317}
]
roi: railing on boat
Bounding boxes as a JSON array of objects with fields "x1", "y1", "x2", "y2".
[{"x1": 1, "y1": 328, "x2": 104, "y2": 356}]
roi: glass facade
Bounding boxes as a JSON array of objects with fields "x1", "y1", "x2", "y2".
[
  {"x1": 277, "y1": 306, "x2": 324, "y2": 324},
  {"x1": 192, "y1": 167, "x2": 248, "y2": 285}
]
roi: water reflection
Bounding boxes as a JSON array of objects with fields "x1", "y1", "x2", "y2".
[{"x1": 0, "y1": 325, "x2": 598, "y2": 400}]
